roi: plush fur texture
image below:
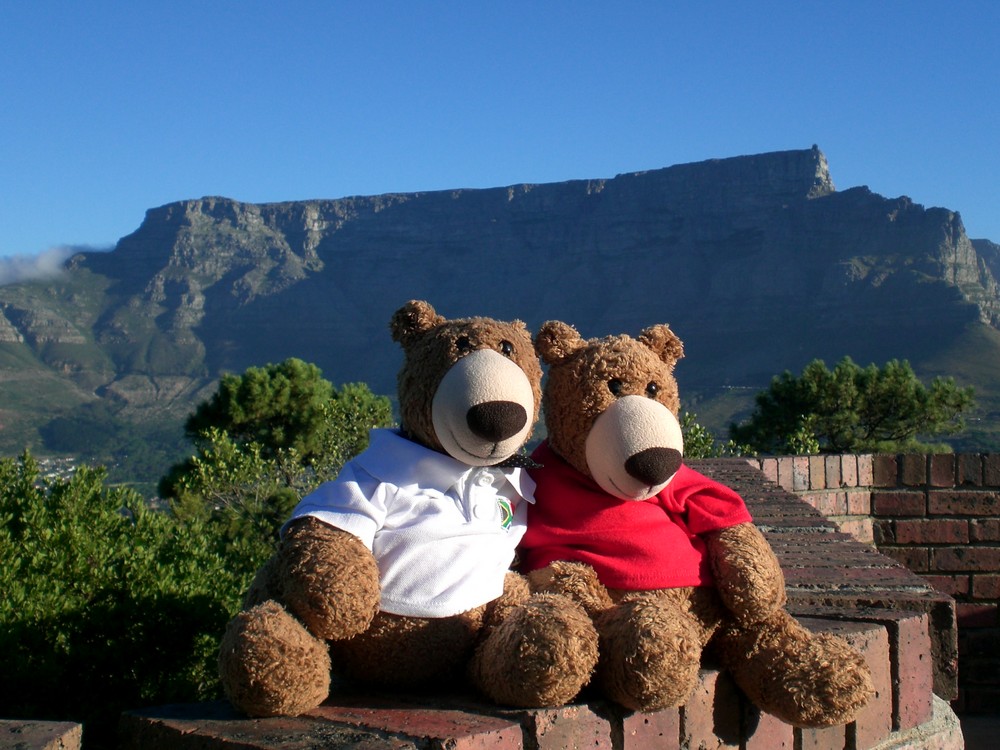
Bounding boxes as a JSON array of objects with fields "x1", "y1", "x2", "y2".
[
  {"x1": 218, "y1": 301, "x2": 598, "y2": 717},
  {"x1": 524, "y1": 320, "x2": 874, "y2": 727}
]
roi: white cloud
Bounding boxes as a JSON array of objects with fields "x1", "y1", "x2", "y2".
[{"x1": 0, "y1": 246, "x2": 107, "y2": 286}]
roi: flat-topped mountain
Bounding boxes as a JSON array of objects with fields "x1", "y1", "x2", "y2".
[{"x1": 2, "y1": 146, "x2": 998, "y2": 475}]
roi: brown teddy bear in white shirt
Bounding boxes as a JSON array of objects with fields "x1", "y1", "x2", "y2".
[{"x1": 218, "y1": 301, "x2": 599, "y2": 716}]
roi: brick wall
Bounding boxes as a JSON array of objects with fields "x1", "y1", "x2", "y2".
[{"x1": 750, "y1": 453, "x2": 1000, "y2": 714}]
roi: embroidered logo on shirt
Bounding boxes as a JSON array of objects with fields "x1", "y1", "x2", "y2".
[{"x1": 497, "y1": 499, "x2": 513, "y2": 529}]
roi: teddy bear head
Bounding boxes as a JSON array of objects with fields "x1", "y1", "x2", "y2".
[
  {"x1": 535, "y1": 320, "x2": 686, "y2": 500},
  {"x1": 390, "y1": 300, "x2": 543, "y2": 466}
]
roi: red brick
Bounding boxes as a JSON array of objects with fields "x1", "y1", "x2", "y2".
[
  {"x1": 835, "y1": 517, "x2": 873, "y2": 544},
  {"x1": 758, "y1": 457, "x2": 778, "y2": 483},
  {"x1": 873, "y1": 519, "x2": 894, "y2": 545},
  {"x1": 844, "y1": 609, "x2": 934, "y2": 731},
  {"x1": 928, "y1": 489, "x2": 1000, "y2": 516},
  {"x1": 874, "y1": 611, "x2": 934, "y2": 732},
  {"x1": 900, "y1": 454, "x2": 926, "y2": 486},
  {"x1": 928, "y1": 454, "x2": 956, "y2": 487},
  {"x1": 932, "y1": 546, "x2": 1000, "y2": 572},
  {"x1": 872, "y1": 454, "x2": 898, "y2": 487},
  {"x1": 311, "y1": 704, "x2": 523, "y2": 750},
  {"x1": 872, "y1": 491, "x2": 925, "y2": 517},
  {"x1": 880, "y1": 546, "x2": 930, "y2": 572},
  {"x1": 516, "y1": 705, "x2": 612, "y2": 750},
  {"x1": 958, "y1": 453, "x2": 984, "y2": 485},
  {"x1": 956, "y1": 603, "x2": 998, "y2": 628},
  {"x1": 841, "y1": 455, "x2": 858, "y2": 487},
  {"x1": 893, "y1": 518, "x2": 969, "y2": 545},
  {"x1": 620, "y1": 708, "x2": 679, "y2": 748},
  {"x1": 971, "y1": 574, "x2": 1000, "y2": 600},
  {"x1": 0, "y1": 721, "x2": 82, "y2": 750},
  {"x1": 777, "y1": 458, "x2": 794, "y2": 491},
  {"x1": 738, "y1": 708, "x2": 792, "y2": 749},
  {"x1": 680, "y1": 669, "x2": 741, "y2": 750},
  {"x1": 984, "y1": 454, "x2": 1000, "y2": 486},
  {"x1": 824, "y1": 455, "x2": 842, "y2": 489},
  {"x1": 121, "y1": 701, "x2": 421, "y2": 750},
  {"x1": 923, "y1": 574, "x2": 971, "y2": 597},
  {"x1": 792, "y1": 456, "x2": 810, "y2": 492},
  {"x1": 795, "y1": 723, "x2": 845, "y2": 750},
  {"x1": 857, "y1": 454, "x2": 874, "y2": 487},
  {"x1": 802, "y1": 619, "x2": 892, "y2": 749},
  {"x1": 807, "y1": 491, "x2": 847, "y2": 517},
  {"x1": 846, "y1": 490, "x2": 871, "y2": 515},
  {"x1": 971, "y1": 519, "x2": 1000, "y2": 541},
  {"x1": 809, "y1": 455, "x2": 826, "y2": 490}
]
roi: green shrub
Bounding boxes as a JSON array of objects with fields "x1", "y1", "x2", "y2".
[
  {"x1": 0, "y1": 452, "x2": 269, "y2": 748},
  {"x1": 681, "y1": 411, "x2": 750, "y2": 458}
]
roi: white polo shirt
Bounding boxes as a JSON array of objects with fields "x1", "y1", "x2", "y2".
[{"x1": 287, "y1": 429, "x2": 535, "y2": 618}]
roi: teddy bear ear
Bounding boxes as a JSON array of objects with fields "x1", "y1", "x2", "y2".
[
  {"x1": 390, "y1": 300, "x2": 445, "y2": 345},
  {"x1": 535, "y1": 320, "x2": 586, "y2": 365},
  {"x1": 638, "y1": 324, "x2": 685, "y2": 367}
]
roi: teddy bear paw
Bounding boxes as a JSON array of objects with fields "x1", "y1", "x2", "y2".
[
  {"x1": 717, "y1": 612, "x2": 875, "y2": 728},
  {"x1": 526, "y1": 560, "x2": 615, "y2": 617},
  {"x1": 218, "y1": 600, "x2": 331, "y2": 717},
  {"x1": 469, "y1": 593, "x2": 598, "y2": 707},
  {"x1": 753, "y1": 630, "x2": 875, "y2": 728},
  {"x1": 596, "y1": 597, "x2": 705, "y2": 712}
]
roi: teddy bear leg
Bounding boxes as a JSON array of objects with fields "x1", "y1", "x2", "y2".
[
  {"x1": 469, "y1": 593, "x2": 599, "y2": 707},
  {"x1": 218, "y1": 600, "x2": 331, "y2": 718},
  {"x1": 714, "y1": 609, "x2": 874, "y2": 728},
  {"x1": 330, "y1": 609, "x2": 484, "y2": 690},
  {"x1": 594, "y1": 595, "x2": 705, "y2": 713}
]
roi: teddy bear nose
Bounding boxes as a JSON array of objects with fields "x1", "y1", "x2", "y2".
[
  {"x1": 624, "y1": 447, "x2": 682, "y2": 486},
  {"x1": 466, "y1": 401, "x2": 528, "y2": 442}
]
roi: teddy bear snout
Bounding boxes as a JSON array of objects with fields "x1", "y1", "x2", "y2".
[
  {"x1": 624, "y1": 447, "x2": 683, "y2": 487},
  {"x1": 467, "y1": 401, "x2": 528, "y2": 442}
]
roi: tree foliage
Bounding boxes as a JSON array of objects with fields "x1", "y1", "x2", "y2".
[
  {"x1": 160, "y1": 360, "x2": 393, "y2": 539},
  {"x1": 3, "y1": 361, "x2": 393, "y2": 747},
  {"x1": 729, "y1": 357, "x2": 975, "y2": 454},
  {"x1": 183, "y1": 358, "x2": 337, "y2": 462},
  {"x1": 0, "y1": 452, "x2": 260, "y2": 748}
]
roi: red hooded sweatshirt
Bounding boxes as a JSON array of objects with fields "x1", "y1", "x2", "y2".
[{"x1": 520, "y1": 441, "x2": 752, "y2": 590}]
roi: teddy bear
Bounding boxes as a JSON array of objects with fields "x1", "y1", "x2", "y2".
[
  {"x1": 518, "y1": 319, "x2": 874, "y2": 728},
  {"x1": 217, "y1": 301, "x2": 599, "y2": 718}
]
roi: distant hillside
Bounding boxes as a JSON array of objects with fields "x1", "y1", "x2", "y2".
[{"x1": 2, "y1": 146, "x2": 998, "y2": 482}]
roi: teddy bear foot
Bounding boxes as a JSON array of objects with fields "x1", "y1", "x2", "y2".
[
  {"x1": 717, "y1": 610, "x2": 875, "y2": 728},
  {"x1": 218, "y1": 600, "x2": 331, "y2": 718},
  {"x1": 596, "y1": 597, "x2": 704, "y2": 712},
  {"x1": 469, "y1": 593, "x2": 598, "y2": 707}
]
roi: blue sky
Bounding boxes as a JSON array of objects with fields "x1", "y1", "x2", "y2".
[{"x1": 2, "y1": 1, "x2": 998, "y2": 269}]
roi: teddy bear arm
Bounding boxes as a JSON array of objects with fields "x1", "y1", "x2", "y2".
[
  {"x1": 277, "y1": 516, "x2": 381, "y2": 641},
  {"x1": 705, "y1": 521, "x2": 786, "y2": 623},
  {"x1": 526, "y1": 561, "x2": 615, "y2": 618}
]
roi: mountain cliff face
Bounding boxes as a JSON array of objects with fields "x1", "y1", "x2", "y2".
[{"x1": 2, "y1": 146, "x2": 998, "y2": 461}]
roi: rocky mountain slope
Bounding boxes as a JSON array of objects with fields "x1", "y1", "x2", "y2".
[{"x1": 2, "y1": 146, "x2": 998, "y2": 469}]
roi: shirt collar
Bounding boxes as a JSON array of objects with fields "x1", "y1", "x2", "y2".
[{"x1": 355, "y1": 429, "x2": 535, "y2": 502}]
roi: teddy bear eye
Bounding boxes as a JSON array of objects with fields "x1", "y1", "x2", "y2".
[
  {"x1": 645, "y1": 382, "x2": 659, "y2": 398},
  {"x1": 608, "y1": 378, "x2": 624, "y2": 396},
  {"x1": 499, "y1": 340, "x2": 514, "y2": 357},
  {"x1": 455, "y1": 336, "x2": 472, "y2": 352}
]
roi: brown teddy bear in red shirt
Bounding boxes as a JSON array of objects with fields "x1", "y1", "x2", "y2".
[{"x1": 519, "y1": 319, "x2": 874, "y2": 727}]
